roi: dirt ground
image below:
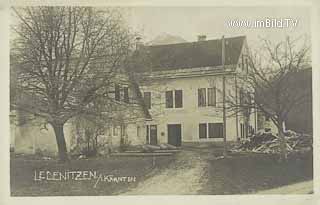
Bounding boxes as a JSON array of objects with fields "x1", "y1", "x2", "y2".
[{"x1": 122, "y1": 149, "x2": 207, "y2": 195}]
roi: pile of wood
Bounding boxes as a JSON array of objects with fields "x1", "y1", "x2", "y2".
[{"x1": 231, "y1": 130, "x2": 312, "y2": 154}]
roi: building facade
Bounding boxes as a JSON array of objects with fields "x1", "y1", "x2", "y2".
[{"x1": 136, "y1": 35, "x2": 257, "y2": 146}]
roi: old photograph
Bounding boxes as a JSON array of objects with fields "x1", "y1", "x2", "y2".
[{"x1": 9, "y1": 6, "x2": 313, "y2": 196}]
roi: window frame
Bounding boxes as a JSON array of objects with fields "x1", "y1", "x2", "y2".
[
  {"x1": 165, "y1": 90, "x2": 174, "y2": 108},
  {"x1": 207, "y1": 87, "x2": 216, "y2": 107},
  {"x1": 199, "y1": 122, "x2": 224, "y2": 139},
  {"x1": 165, "y1": 90, "x2": 183, "y2": 109},
  {"x1": 208, "y1": 123, "x2": 223, "y2": 138},
  {"x1": 174, "y1": 90, "x2": 183, "y2": 108},
  {"x1": 143, "y1": 92, "x2": 151, "y2": 109}
]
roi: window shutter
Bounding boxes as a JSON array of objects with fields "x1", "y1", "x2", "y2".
[
  {"x1": 115, "y1": 84, "x2": 120, "y2": 101},
  {"x1": 199, "y1": 123, "x2": 207, "y2": 139},
  {"x1": 143, "y1": 92, "x2": 151, "y2": 109},
  {"x1": 198, "y1": 88, "x2": 206, "y2": 107},
  {"x1": 124, "y1": 87, "x2": 129, "y2": 103}
]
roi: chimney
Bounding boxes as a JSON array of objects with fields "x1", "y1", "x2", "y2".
[
  {"x1": 135, "y1": 36, "x2": 143, "y2": 50},
  {"x1": 197, "y1": 35, "x2": 207, "y2": 41}
]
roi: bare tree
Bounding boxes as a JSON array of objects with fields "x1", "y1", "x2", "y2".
[
  {"x1": 227, "y1": 36, "x2": 311, "y2": 160},
  {"x1": 10, "y1": 7, "x2": 135, "y2": 161}
]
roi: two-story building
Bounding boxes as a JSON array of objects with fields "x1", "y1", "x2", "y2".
[{"x1": 133, "y1": 35, "x2": 258, "y2": 146}]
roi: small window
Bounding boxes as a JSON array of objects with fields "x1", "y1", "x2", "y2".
[
  {"x1": 115, "y1": 84, "x2": 120, "y2": 101},
  {"x1": 207, "y1": 87, "x2": 216, "y2": 106},
  {"x1": 208, "y1": 123, "x2": 223, "y2": 138},
  {"x1": 165, "y1": 91, "x2": 173, "y2": 108},
  {"x1": 198, "y1": 88, "x2": 206, "y2": 107},
  {"x1": 113, "y1": 125, "x2": 118, "y2": 136},
  {"x1": 143, "y1": 92, "x2": 151, "y2": 109},
  {"x1": 106, "y1": 126, "x2": 111, "y2": 136},
  {"x1": 199, "y1": 123, "x2": 207, "y2": 139},
  {"x1": 175, "y1": 90, "x2": 183, "y2": 108},
  {"x1": 123, "y1": 87, "x2": 129, "y2": 103}
]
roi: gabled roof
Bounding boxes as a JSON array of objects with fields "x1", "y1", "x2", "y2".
[{"x1": 142, "y1": 35, "x2": 246, "y2": 71}]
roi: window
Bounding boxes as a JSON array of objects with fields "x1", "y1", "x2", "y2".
[
  {"x1": 200, "y1": 123, "x2": 224, "y2": 139},
  {"x1": 165, "y1": 91, "x2": 173, "y2": 108},
  {"x1": 106, "y1": 126, "x2": 111, "y2": 136},
  {"x1": 115, "y1": 84, "x2": 120, "y2": 101},
  {"x1": 208, "y1": 123, "x2": 223, "y2": 138},
  {"x1": 123, "y1": 87, "x2": 129, "y2": 103},
  {"x1": 143, "y1": 92, "x2": 151, "y2": 109},
  {"x1": 175, "y1": 90, "x2": 183, "y2": 108},
  {"x1": 199, "y1": 88, "x2": 216, "y2": 107},
  {"x1": 113, "y1": 125, "x2": 118, "y2": 136},
  {"x1": 240, "y1": 123, "x2": 248, "y2": 138},
  {"x1": 113, "y1": 84, "x2": 129, "y2": 103},
  {"x1": 199, "y1": 123, "x2": 207, "y2": 139},
  {"x1": 166, "y1": 90, "x2": 183, "y2": 108},
  {"x1": 198, "y1": 88, "x2": 206, "y2": 107},
  {"x1": 207, "y1": 87, "x2": 216, "y2": 106}
]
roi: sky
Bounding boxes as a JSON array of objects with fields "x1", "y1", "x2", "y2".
[
  {"x1": 9, "y1": 6, "x2": 312, "y2": 49},
  {"x1": 123, "y1": 6, "x2": 311, "y2": 48}
]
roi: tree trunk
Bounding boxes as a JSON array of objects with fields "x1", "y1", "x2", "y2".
[
  {"x1": 52, "y1": 123, "x2": 69, "y2": 162},
  {"x1": 278, "y1": 122, "x2": 287, "y2": 161}
]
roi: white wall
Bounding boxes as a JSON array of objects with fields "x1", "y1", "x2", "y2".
[
  {"x1": 11, "y1": 119, "x2": 73, "y2": 155},
  {"x1": 141, "y1": 73, "x2": 244, "y2": 144}
]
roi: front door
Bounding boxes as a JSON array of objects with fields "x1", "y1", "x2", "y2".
[
  {"x1": 147, "y1": 125, "x2": 157, "y2": 145},
  {"x1": 167, "y1": 124, "x2": 182, "y2": 147}
]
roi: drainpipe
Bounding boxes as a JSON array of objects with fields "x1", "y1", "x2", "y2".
[
  {"x1": 222, "y1": 36, "x2": 227, "y2": 157},
  {"x1": 235, "y1": 75, "x2": 239, "y2": 139}
]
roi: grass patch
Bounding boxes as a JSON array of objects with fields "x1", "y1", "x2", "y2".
[{"x1": 199, "y1": 152, "x2": 313, "y2": 194}]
